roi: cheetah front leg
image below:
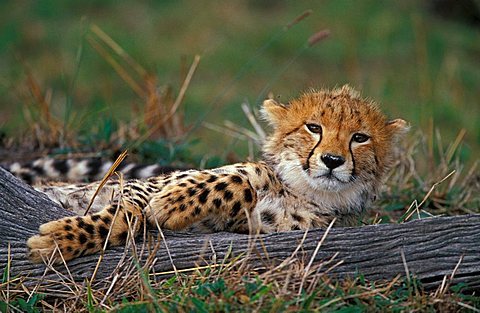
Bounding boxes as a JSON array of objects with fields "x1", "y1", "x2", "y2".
[
  {"x1": 27, "y1": 201, "x2": 144, "y2": 263},
  {"x1": 147, "y1": 173, "x2": 258, "y2": 233}
]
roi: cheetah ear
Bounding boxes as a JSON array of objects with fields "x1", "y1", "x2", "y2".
[
  {"x1": 386, "y1": 118, "x2": 409, "y2": 140},
  {"x1": 261, "y1": 99, "x2": 288, "y2": 126}
]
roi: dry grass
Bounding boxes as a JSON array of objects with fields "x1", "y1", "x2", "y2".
[
  {"x1": 1, "y1": 23, "x2": 479, "y2": 312},
  {"x1": 2, "y1": 24, "x2": 195, "y2": 164}
]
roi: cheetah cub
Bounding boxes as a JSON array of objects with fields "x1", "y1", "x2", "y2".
[{"x1": 27, "y1": 85, "x2": 408, "y2": 263}]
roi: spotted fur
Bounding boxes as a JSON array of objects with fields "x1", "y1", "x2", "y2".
[
  {"x1": 27, "y1": 85, "x2": 409, "y2": 263},
  {"x1": 2, "y1": 158, "x2": 179, "y2": 184}
]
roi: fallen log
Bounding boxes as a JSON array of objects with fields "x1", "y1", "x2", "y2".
[{"x1": 0, "y1": 167, "x2": 479, "y2": 294}]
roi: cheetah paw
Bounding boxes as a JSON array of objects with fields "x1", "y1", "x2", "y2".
[{"x1": 27, "y1": 218, "x2": 84, "y2": 263}]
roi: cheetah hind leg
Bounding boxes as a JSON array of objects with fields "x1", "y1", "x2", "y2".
[{"x1": 27, "y1": 204, "x2": 143, "y2": 263}]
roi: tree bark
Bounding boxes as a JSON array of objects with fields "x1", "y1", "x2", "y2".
[{"x1": 0, "y1": 167, "x2": 479, "y2": 294}]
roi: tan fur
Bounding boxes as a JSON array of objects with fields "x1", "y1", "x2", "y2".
[{"x1": 27, "y1": 85, "x2": 408, "y2": 263}]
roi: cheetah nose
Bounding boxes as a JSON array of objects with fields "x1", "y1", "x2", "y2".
[{"x1": 321, "y1": 153, "x2": 345, "y2": 169}]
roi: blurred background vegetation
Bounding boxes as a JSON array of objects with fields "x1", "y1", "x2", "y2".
[
  {"x1": 0, "y1": 0, "x2": 479, "y2": 165},
  {"x1": 1, "y1": 3, "x2": 479, "y2": 310}
]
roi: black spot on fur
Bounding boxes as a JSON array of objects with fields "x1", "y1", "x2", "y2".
[
  {"x1": 86, "y1": 242, "x2": 96, "y2": 250},
  {"x1": 214, "y1": 182, "x2": 228, "y2": 191},
  {"x1": 98, "y1": 225, "x2": 109, "y2": 239},
  {"x1": 32, "y1": 165, "x2": 45, "y2": 175},
  {"x1": 83, "y1": 223, "x2": 95, "y2": 235},
  {"x1": 176, "y1": 195, "x2": 186, "y2": 203},
  {"x1": 132, "y1": 198, "x2": 146, "y2": 208},
  {"x1": 101, "y1": 216, "x2": 111, "y2": 225},
  {"x1": 133, "y1": 191, "x2": 149, "y2": 203},
  {"x1": 91, "y1": 214, "x2": 101, "y2": 222},
  {"x1": 128, "y1": 184, "x2": 145, "y2": 192},
  {"x1": 107, "y1": 206, "x2": 117, "y2": 215},
  {"x1": 86, "y1": 158, "x2": 102, "y2": 179},
  {"x1": 177, "y1": 173, "x2": 188, "y2": 179},
  {"x1": 292, "y1": 225, "x2": 301, "y2": 231},
  {"x1": 65, "y1": 219, "x2": 72, "y2": 224},
  {"x1": 160, "y1": 192, "x2": 171, "y2": 199},
  {"x1": 193, "y1": 206, "x2": 202, "y2": 216},
  {"x1": 179, "y1": 203, "x2": 187, "y2": 211},
  {"x1": 238, "y1": 169, "x2": 248, "y2": 175},
  {"x1": 64, "y1": 225, "x2": 72, "y2": 231},
  {"x1": 213, "y1": 198, "x2": 222, "y2": 209},
  {"x1": 255, "y1": 167, "x2": 262, "y2": 175},
  {"x1": 188, "y1": 178, "x2": 197, "y2": 184},
  {"x1": 79, "y1": 233, "x2": 88, "y2": 244},
  {"x1": 197, "y1": 182, "x2": 206, "y2": 189},
  {"x1": 178, "y1": 182, "x2": 187, "y2": 187},
  {"x1": 262, "y1": 184, "x2": 269, "y2": 191},
  {"x1": 223, "y1": 190, "x2": 233, "y2": 201},
  {"x1": 198, "y1": 188, "x2": 210, "y2": 204},
  {"x1": 77, "y1": 218, "x2": 85, "y2": 228},
  {"x1": 231, "y1": 175, "x2": 243, "y2": 184},
  {"x1": 20, "y1": 173, "x2": 33, "y2": 184},
  {"x1": 261, "y1": 211, "x2": 276, "y2": 225},
  {"x1": 53, "y1": 159, "x2": 69, "y2": 174},
  {"x1": 66, "y1": 246, "x2": 73, "y2": 252},
  {"x1": 188, "y1": 187, "x2": 197, "y2": 196},
  {"x1": 145, "y1": 186, "x2": 156, "y2": 193},
  {"x1": 244, "y1": 189, "x2": 253, "y2": 202},
  {"x1": 230, "y1": 201, "x2": 242, "y2": 217},
  {"x1": 207, "y1": 175, "x2": 218, "y2": 183}
]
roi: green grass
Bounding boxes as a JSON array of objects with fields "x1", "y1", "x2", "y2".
[
  {"x1": 0, "y1": 0, "x2": 479, "y2": 160},
  {"x1": 0, "y1": 1, "x2": 479, "y2": 311},
  {"x1": 2, "y1": 258, "x2": 479, "y2": 312}
]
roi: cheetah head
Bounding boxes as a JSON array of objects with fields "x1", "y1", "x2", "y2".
[{"x1": 261, "y1": 85, "x2": 409, "y2": 196}]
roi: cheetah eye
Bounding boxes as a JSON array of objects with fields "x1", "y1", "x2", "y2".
[
  {"x1": 305, "y1": 123, "x2": 322, "y2": 134},
  {"x1": 352, "y1": 133, "x2": 370, "y2": 143}
]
